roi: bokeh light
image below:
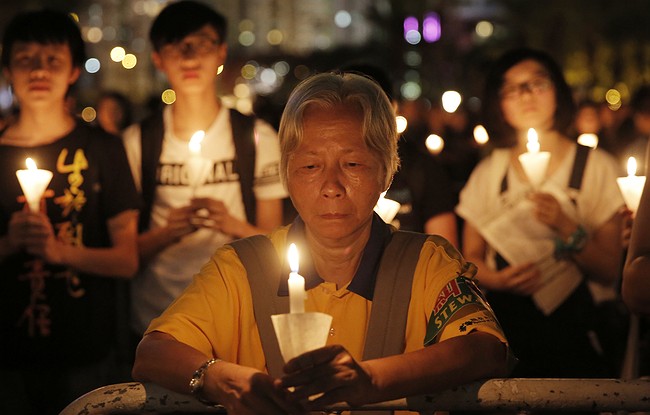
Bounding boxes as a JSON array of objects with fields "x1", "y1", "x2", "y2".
[
  {"x1": 234, "y1": 83, "x2": 251, "y2": 99},
  {"x1": 86, "y1": 27, "x2": 103, "y2": 43},
  {"x1": 442, "y1": 90, "x2": 462, "y2": 113},
  {"x1": 121, "y1": 54, "x2": 137, "y2": 69},
  {"x1": 425, "y1": 134, "x2": 444, "y2": 155},
  {"x1": 161, "y1": 89, "x2": 176, "y2": 105},
  {"x1": 110, "y1": 47, "x2": 126, "y2": 62},
  {"x1": 475, "y1": 21, "x2": 494, "y2": 38},
  {"x1": 422, "y1": 12, "x2": 441, "y2": 43},
  {"x1": 334, "y1": 10, "x2": 352, "y2": 28},
  {"x1": 241, "y1": 63, "x2": 257, "y2": 80},
  {"x1": 396, "y1": 116, "x2": 408, "y2": 134},
  {"x1": 81, "y1": 106, "x2": 97, "y2": 122},
  {"x1": 84, "y1": 58, "x2": 101, "y2": 74},
  {"x1": 473, "y1": 125, "x2": 489, "y2": 145},
  {"x1": 239, "y1": 31, "x2": 255, "y2": 47},
  {"x1": 267, "y1": 29, "x2": 283, "y2": 45},
  {"x1": 401, "y1": 82, "x2": 422, "y2": 100},
  {"x1": 273, "y1": 61, "x2": 290, "y2": 76}
]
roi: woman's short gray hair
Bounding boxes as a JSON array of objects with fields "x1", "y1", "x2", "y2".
[{"x1": 278, "y1": 71, "x2": 399, "y2": 190}]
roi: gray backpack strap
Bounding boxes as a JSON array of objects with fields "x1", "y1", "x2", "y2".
[
  {"x1": 363, "y1": 230, "x2": 429, "y2": 360},
  {"x1": 358, "y1": 231, "x2": 428, "y2": 415},
  {"x1": 229, "y1": 235, "x2": 287, "y2": 378}
]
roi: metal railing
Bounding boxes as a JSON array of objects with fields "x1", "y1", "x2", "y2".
[{"x1": 60, "y1": 378, "x2": 650, "y2": 415}]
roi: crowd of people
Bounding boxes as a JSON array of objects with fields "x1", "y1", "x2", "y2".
[{"x1": 0, "y1": 2, "x2": 648, "y2": 415}]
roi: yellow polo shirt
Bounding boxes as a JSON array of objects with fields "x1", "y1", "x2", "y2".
[{"x1": 146, "y1": 216, "x2": 507, "y2": 372}]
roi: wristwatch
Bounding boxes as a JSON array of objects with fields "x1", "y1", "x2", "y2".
[
  {"x1": 189, "y1": 358, "x2": 220, "y2": 405},
  {"x1": 554, "y1": 224, "x2": 588, "y2": 259}
]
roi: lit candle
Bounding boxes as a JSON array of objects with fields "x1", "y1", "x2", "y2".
[
  {"x1": 16, "y1": 158, "x2": 53, "y2": 213},
  {"x1": 186, "y1": 130, "x2": 206, "y2": 196},
  {"x1": 373, "y1": 191, "x2": 401, "y2": 224},
  {"x1": 287, "y1": 243, "x2": 305, "y2": 314},
  {"x1": 517, "y1": 128, "x2": 550, "y2": 188},
  {"x1": 616, "y1": 157, "x2": 646, "y2": 214}
]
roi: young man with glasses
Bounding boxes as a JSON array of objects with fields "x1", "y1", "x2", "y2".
[{"x1": 122, "y1": 0, "x2": 287, "y2": 344}]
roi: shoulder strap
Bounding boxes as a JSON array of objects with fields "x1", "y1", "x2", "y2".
[
  {"x1": 232, "y1": 231, "x2": 428, "y2": 381},
  {"x1": 229, "y1": 235, "x2": 287, "y2": 378},
  {"x1": 230, "y1": 109, "x2": 257, "y2": 224},
  {"x1": 499, "y1": 145, "x2": 591, "y2": 193},
  {"x1": 139, "y1": 110, "x2": 165, "y2": 232},
  {"x1": 362, "y1": 230, "x2": 429, "y2": 360},
  {"x1": 568, "y1": 144, "x2": 590, "y2": 191}
]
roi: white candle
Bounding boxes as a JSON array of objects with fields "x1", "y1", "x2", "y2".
[
  {"x1": 373, "y1": 191, "x2": 401, "y2": 224},
  {"x1": 518, "y1": 128, "x2": 550, "y2": 188},
  {"x1": 617, "y1": 157, "x2": 646, "y2": 214},
  {"x1": 186, "y1": 130, "x2": 207, "y2": 195},
  {"x1": 16, "y1": 157, "x2": 53, "y2": 213},
  {"x1": 287, "y1": 243, "x2": 305, "y2": 314}
]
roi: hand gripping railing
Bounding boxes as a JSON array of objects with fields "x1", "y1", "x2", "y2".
[{"x1": 60, "y1": 378, "x2": 650, "y2": 415}]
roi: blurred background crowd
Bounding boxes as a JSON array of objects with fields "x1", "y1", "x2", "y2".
[{"x1": 1, "y1": 0, "x2": 650, "y2": 179}]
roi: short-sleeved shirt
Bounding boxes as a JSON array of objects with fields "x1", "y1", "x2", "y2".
[
  {"x1": 147, "y1": 215, "x2": 507, "y2": 370},
  {"x1": 123, "y1": 104, "x2": 288, "y2": 334},
  {"x1": 456, "y1": 144, "x2": 624, "y2": 241},
  {"x1": 0, "y1": 122, "x2": 140, "y2": 369}
]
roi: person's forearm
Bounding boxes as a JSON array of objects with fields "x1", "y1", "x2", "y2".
[
  {"x1": 623, "y1": 255, "x2": 650, "y2": 314},
  {"x1": 132, "y1": 332, "x2": 210, "y2": 395},
  {"x1": 361, "y1": 331, "x2": 508, "y2": 404},
  {"x1": 59, "y1": 243, "x2": 138, "y2": 278},
  {"x1": 138, "y1": 226, "x2": 181, "y2": 264},
  {"x1": 424, "y1": 212, "x2": 459, "y2": 248},
  {"x1": 570, "y1": 217, "x2": 623, "y2": 285}
]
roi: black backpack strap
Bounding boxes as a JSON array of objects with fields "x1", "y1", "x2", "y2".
[
  {"x1": 139, "y1": 110, "x2": 165, "y2": 232},
  {"x1": 362, "y1": 231, "x2": 429, "y2": 360},
  {"x1": 500, "y1": 144, "x2": 591, "y2": 195},
  {"x1": 229, "y1": 109, "x2": 257, "y2": 224},
  {"x1": 229, "y1": 235, "x2": 287, "y2": 378},
  {"x1": 569, "y1": 144, "x2": 590, "y2": 191}
]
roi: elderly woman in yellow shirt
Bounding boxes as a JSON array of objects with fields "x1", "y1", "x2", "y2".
[{"x1": 132, "y1": 71, "x2": 510, "y2": 415}]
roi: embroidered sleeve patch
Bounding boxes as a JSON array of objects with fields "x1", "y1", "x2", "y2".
[{"x1": 424, "y1": 275, "x2": 494, "y2": 345}]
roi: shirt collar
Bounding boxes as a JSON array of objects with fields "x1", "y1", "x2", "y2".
[{"x1": 278, "y1": 213, "x2": 392, "y2": 300}]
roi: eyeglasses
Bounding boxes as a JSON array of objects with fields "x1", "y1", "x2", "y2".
[
  {"x1": 160, "y1": 35, "x2": 220, "y2": 58},
  {"x1": 499, "y1": 77, "x2": 553, "y2": 100}
]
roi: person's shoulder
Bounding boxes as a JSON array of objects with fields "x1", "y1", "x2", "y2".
[
  {"x1": 587, "y1": 145, "x2": 622, "y2": 172},
  {"x1": 463, "y1": 147, "x2": 508, "y2": 182},
  {"x1": 72, "y1": 121, "x2": 121, "y2": 145},
  {"x1": 122, "y1": 122, "x2": 142, "y2": 142}
]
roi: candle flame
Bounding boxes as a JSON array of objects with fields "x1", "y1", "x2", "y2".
[
  {"x1": 526, "y1": 128, "x2": 539, "y2": 153},
  {"x1": 288, "y1": 243, "x2": 299, "y2": 273},
  {"x1": 26, "y1": 157, "x2": 37, "y2": 170},
  {"x1": 627, "y1": 157, "x2": 637, "y2": 176},
  {"x1": 188, "y1": 130, "x2": 205, "y2": 154}
]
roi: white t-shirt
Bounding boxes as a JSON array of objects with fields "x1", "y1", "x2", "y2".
[
  {"x1": 457, "y1": 144, "x2": 624, "y2": 306},
  {"x1": 457, "y1": 144, "x2": 623, "y2": 238},
  {"x1": 123, "y1": 104, "x2": 288, "y2": 334}
]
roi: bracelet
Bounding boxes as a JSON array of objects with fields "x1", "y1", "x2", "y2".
[
  {"x1": 554, "y1": 225, "x2": 587, "y2": 259},
  {"x1": 189, "y1": 358, "x2": 221, "y2": 405}
]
